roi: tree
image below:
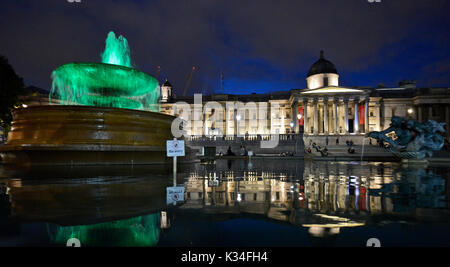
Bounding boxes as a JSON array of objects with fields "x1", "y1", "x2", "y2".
[{"x1": 0, "y1": 55, "x2": 25, "y2": 140}]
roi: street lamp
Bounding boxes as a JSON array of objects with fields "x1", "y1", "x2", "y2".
[
  {"x1": 297, "y1": 114, "x2": 302, "y2": 120},
  {"x1": 407, "y1": 108, "x2": 413, "y2": 114}
]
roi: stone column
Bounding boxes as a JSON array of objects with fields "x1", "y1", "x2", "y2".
[
  {"x1": 334, "y1": 99, "x2": 338, "y2": 134},
  {"x1": 354, "y1": 100, "x2": 359, "y2": 134},
  {"x1": 234, "y1": 109, "x2": 238, "y2": 136},
  {"x1": 304, "y1": 99, "x2": 309, "y2": 135},
  {"x1": 324, "y1": 99, "x2": 329, "y2": 134},
  {"x1": 418, "y1": 106, "x2": 423, "y2": 122},
  {"x1": 344, "y1": 99, "x2": 349, "y2": 134},
  {"x1": 364, "y1": 99, "x2": 369, "y2": 133},
  {"x1": 314, "y1": 99, "x2": 319, "y2": 135},
  {"x1": 293, "y1": 100, "x2": 298, "y2": 133}
]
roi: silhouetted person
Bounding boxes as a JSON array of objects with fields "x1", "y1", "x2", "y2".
[
  {"x1": 348, "y1": 147, "x2": 355, "y2": 154},
  {"x1": 226, "y1": 146, "x2": 235, "y2": 156}
]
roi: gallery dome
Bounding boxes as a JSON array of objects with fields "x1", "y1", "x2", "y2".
[{"x1": 307, "y1": 50, "x2": 338, "y2": 77}]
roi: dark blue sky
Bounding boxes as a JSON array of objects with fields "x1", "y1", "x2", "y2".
[{"x1": 0, "y1": 0, "x2": 449, "y2": 95}]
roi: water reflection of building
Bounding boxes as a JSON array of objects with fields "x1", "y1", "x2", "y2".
[
  {"x1": 183, "y1": 169, "x2": 294, "y2": 222},
  {"x1": 182, "y1": 161, "x2": 448, "y2": 228}
]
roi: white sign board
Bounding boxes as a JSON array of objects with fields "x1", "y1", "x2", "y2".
[
  {"x1": 166, "y1": 139, "x2": 185, "y2": 157},
  {"x1": 166, "y1": 186, "x2": 185, "y2": 205}
]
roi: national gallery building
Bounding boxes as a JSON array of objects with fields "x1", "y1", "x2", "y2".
[
  {"x1": 159, "y1": 51, "x2": 450, "y2": 143},
  {"x1": 16, "y1": 51, "x2": 450, "y2": 145}
]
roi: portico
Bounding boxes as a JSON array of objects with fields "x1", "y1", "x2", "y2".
[{"x1": 290, "y1": 86, "x2": 370, "y2": 144}]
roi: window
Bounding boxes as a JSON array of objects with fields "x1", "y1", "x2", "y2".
[
  {"x1": 276, "y1": 192, "x2": 280, "y2": 200},
  {"x1": 323, "y1": 77, "x2": 329, "y2": 86},
  {"x1": 254, "y1": 193, "x2": 257, "y2": 201}
]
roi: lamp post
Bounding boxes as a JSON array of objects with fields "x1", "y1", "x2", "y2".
[{"x1": 407, "y1": 108, "x2": 414, "y2": 119}]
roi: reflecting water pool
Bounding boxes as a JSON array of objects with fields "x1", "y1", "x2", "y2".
[{"x1": 0, "y1": 159, "x2": 449, "y2": 247}]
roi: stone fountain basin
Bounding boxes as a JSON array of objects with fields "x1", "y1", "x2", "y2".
[
  {"x1": 0, "y1": 105, "x2": 177, "y2": 166},
  {"x1": 52, "y1": 62, "x2": 159, "y2": 97}
]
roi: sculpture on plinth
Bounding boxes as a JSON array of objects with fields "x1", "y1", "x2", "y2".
[{"x1": 367, "y1": 116, "x2": 445, "y2": 159}]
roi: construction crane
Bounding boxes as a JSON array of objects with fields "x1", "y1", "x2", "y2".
[
  {"x1": 219, "y1": 71, "x2": 224, "y2": 94},
  {"x1": 182, "y1": 66, "x2": 196, "y2": 96},
  {"x1": 155, "y1": 66, "x2": 161, "y2": 79}
]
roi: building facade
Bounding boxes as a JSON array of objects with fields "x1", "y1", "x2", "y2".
[{"x1": 159, "y1": 51, "x2": 450, "y2": 144}]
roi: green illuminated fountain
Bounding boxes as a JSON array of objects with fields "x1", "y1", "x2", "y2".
[
  {"x1": 48, "y1": 214, "x2": 161, "y2": 247},
  {"x1": 0, "y1": 31, "x2": 176, "y2": 166},
  {"x1": 50, "y1": 31, "x2": 160, "y2": 111}
]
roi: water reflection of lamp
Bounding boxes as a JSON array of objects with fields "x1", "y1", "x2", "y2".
[
  {"x1": 308, "y1": 226, "x2": 340, "y2": 237},
  {"x1": 160, "y1": 211, "x2": 171, "y2": 229},
  {"x1": 303, "y1": 214, "x2": 365, "y2": 231}
]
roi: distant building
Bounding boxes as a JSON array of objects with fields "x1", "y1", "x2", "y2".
[{"x1": 160, "y1": 51, "x2": 450, "y2": 143}]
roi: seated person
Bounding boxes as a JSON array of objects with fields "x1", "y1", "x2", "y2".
[{"x1": 239, "y1": 146, "x2": 246, "y2": 156}]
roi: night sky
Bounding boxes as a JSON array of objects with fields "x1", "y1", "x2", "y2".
[{"x1": 0, "y1": 0, "x2": 449, "y2": 96}]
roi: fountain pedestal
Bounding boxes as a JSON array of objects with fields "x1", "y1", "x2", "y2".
[{"x1": 0, "y1": 105, "x2": 177, "y2": 166}]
